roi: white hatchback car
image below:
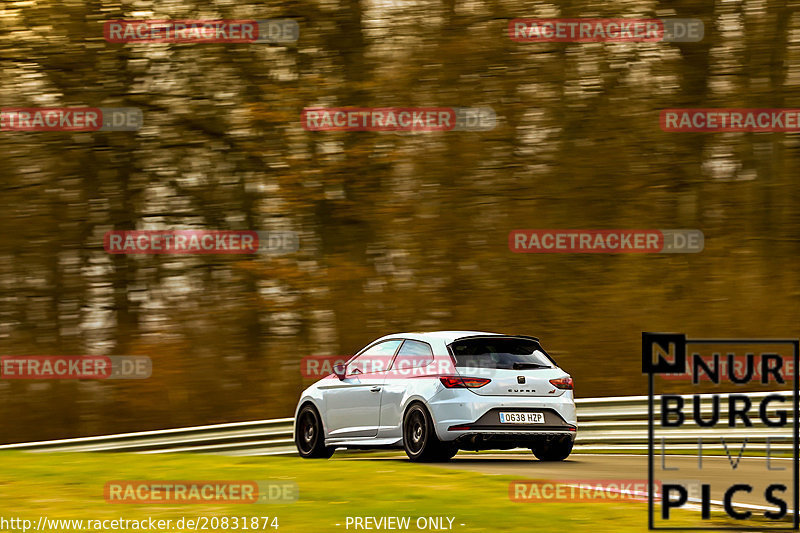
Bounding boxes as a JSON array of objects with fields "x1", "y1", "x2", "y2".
[{"x1": 294, "y1": 331, "x2": 576, "y2": 462}]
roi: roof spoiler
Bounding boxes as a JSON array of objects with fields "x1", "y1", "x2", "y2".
[{"x1": 447, "y1": 334, "x2": 540, "y2": 345}]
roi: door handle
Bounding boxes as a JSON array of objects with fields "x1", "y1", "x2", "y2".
[{"x1": 370, "y1": 386, "x2": 381, "y2": 392}]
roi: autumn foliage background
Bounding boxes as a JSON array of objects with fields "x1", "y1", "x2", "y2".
[{"x1": 1, "y1": 0, "x2": 799, "y2": 442}]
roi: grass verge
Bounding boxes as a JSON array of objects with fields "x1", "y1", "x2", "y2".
[{"x1": 0, "y1": 452, "x2": 747, "y2": 533}]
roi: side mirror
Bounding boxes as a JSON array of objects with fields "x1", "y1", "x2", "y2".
[{"x1": 333, "y1": 363, "x2": 346, "y2": 380}]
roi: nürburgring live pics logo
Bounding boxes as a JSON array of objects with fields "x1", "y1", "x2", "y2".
[{"x1": 642, "y1": 333, "x2": 800, "y2": 530}]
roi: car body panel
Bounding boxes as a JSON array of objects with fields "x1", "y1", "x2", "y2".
[{"x1": 319, "y1": 371, "x2": 384, "y2": 438}]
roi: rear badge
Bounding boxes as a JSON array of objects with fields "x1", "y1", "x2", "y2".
[{"x1": 517, "y1": 376, "x2": 526, "y2": 384}]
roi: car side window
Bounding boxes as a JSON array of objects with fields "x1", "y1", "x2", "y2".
[
  {"x1": 391, "y1": 340, "x2": 434, "y2": 370},
  {"x1": 347, "y1": 339, "x2": 402, "y2": 376}
]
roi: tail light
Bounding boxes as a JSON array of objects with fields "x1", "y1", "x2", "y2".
[
  {"x1": 439, "y1": 376, "x2": 491, "y2": 388},
  {"x1": 549, "y1": 377, "x2": 573, "y2": 390}
]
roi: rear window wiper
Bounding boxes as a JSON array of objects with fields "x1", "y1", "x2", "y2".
[{"x1": 512, "y1": 362, "x2": 551, "y2": 370}]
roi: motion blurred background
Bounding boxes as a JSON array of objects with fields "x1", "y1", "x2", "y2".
[{"x1": 0, "y1": 0, "x2": 798, "y2": 443}]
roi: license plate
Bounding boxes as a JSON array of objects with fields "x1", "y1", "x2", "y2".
[{"x1": 498, "y1": 412, "x2": 544, "y2": 424}]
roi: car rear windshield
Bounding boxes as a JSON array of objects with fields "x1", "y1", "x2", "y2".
[{"x1": 449, "y1": 337, "x2": 554, "y2": 369}]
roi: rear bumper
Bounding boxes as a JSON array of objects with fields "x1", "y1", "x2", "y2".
[
  {"x1": 427, "y1": 389, "x2": 577, "y2": 444},
  {"x1": 444, "y1": 407, "x2": 576, "y2": 450},
  {"x1": 452, "y1": 431, "x2": 575, "y2": 451}
]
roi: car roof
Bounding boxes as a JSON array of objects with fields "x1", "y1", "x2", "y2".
[{"x1": 374, "y1": 330, "x2": 511, "y2": 345}]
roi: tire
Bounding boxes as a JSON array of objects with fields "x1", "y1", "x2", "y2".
[
  {"x1": 403, "y1": 403, "x2": 455, "y2": 462},
  {"x1": 436, "y1": 444, "x2": 459, "y2": 461},
  {"x1": 295, "y1": 404, "x2": 335, "y2": 459},
  {"x1": 532, "y1": 437, "x2": 573, "y2": 461}
]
